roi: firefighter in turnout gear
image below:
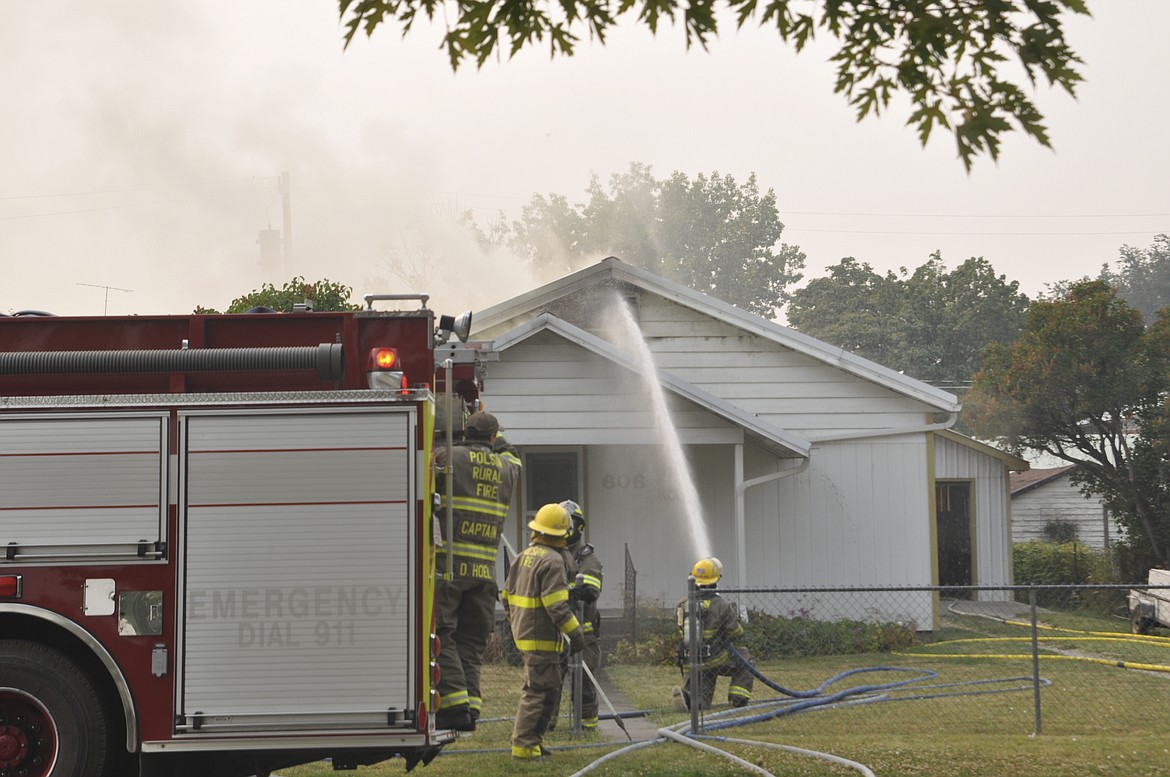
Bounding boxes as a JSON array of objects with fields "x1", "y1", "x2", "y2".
[
  {"x1": 433, "y1": 411, "x2": 521, "y2": 731},
  {"x1": 501, "y1": 503, "x2": 586, "y2": 759},
  {"x1": 673, "y1": 557, "x2": 754, "y2": 710},
  {"x1": 549, "y1": 499, "x2": 603, "y2": 731}
]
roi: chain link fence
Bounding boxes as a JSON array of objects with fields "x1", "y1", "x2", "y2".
[{"x1": 459, "y1": 582, "x2": 1170, "y2": 753}]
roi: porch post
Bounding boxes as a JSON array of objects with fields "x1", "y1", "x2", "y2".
[{"x1": 735, "y1": 443, "x2": 747, "y2": 590}]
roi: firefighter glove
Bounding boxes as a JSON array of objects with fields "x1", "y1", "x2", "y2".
[
  {"x1": 568, "y1": 628, "x2": 586, "y2": 655},
  {"x1": 575, "y1": 585, "x2": 599, "y2": 605}
]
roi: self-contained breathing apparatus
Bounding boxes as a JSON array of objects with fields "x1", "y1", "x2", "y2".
[
  {"x1": 675, "y1": 556, "x2": 726, "y2": 674},
  {"x1": 675, "y1": 592, "x2": 729, "y2": 672}
]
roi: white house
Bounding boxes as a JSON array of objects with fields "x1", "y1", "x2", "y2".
[
  {"x1": 470, "y1": 258, "x2": 1027, "y2": 629},
  {"x1": 1010, "y1": 466, "x2": 1119, "y2": 548}
]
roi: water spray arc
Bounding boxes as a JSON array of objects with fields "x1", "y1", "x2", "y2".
[{"x1": 606, "y1": 292, "x2": 712, "y2": 559}]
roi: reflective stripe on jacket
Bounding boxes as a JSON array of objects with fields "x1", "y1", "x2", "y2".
[
  {"x1": 502, "y1": 538, "x2": 582, "y2": 654},
  {"x1": 435, "y1": 439, "x2": 520, "y2": 581},
  {"x1": 675, "y1": 590, "x2": 743, "y2": 666},
  {"x1": 574, "y1": 544, "x2": 603, "y2": 637}
]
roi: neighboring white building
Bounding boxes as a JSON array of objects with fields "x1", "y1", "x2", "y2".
[
  {"x1": 471, "y1": 258, "x2": 1028, "y2": 629},
  {"x1": 1010, "y1": 466, "x2": 1119, "y2": 548}
]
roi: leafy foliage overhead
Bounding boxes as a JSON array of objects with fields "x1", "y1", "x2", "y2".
[
  {"x1": 964, "y1": 281, "x2": 1170, "y2": 569},
  {"x1": 472, "y1": 163, "x2": 805, "y2": 318},
  {"x1": 786, "y1": 254, "x2": 1030, "y2": 386},
  {"x1": 339, "y1": 0, "x2": 1089, "y2": 169}
]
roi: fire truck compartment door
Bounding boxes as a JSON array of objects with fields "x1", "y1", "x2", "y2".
[
  {"x1": 0, "y1": 413, "x2": 167, "y2": 562},
  {"x1": 178, "y1": 406, "x2": 419, "y2": 732}
]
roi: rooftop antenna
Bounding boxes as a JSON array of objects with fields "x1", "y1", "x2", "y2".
[{"x1": 77, "y1": 282, "x2": 134, "y2": 315}]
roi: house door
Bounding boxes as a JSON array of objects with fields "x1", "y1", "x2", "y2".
[
  {"x1": 521, "y1": 450, "x2": 580, "y2": 551},
  {"x1": 936, "y1": 482, "x2": 973, "y2": 597}
]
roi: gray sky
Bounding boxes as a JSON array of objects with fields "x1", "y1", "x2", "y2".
[{"x1": 3, "y1": 2, "x2": 1167, "y2": 318}]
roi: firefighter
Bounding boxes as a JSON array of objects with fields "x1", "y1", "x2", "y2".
[
  {"x1": 672, "y1": 557, "x2": 754, "y2": 710},
  {"x1": 433, "y1": 411, "x2": 521, "y2": 731},
  {"x1": 501, "y1": 503, "x2": 586, "y2": 760},
  {"x1": 549, "y1": 499, "x2": 604, "y2": 731}
]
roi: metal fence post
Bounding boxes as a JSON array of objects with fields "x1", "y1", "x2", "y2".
[
  {"x1": 571, "y1": 573, "x2": 584, "y2": 735},
  {"x1": 687, "y1": 575, "x2": 701, "y2": 735},
  {"x1": 1030, "y1": 587, "x2": 1043, "y2": 735}
]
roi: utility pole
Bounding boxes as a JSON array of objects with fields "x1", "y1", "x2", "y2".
[
  {"x1": 280, "y1": 171, "x2": 292, "y2": 274},
  {"x1": 76, "y1": 283, "x2": 133, "y2": 315}
]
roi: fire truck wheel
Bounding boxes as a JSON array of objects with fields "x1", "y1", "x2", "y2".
[{"x1": 0, "y1": 640, "x2": 112, "y2": 777}]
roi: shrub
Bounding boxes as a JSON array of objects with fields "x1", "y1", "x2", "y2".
[
  {"x1": 608, "y1": 632, "x2": 678, "y2": 666},
  {"x1": 609, "y1": 600, "x2": 679, "y2": 666},
  {"x1": 1012, "y1": 541, "x2": 1123, "y2": 612},
  {"x1": 1042, "y1": 519, "x2": 1079, "y2": 543},
  {"x1": 738, "y1": 609, "x2": 917, "y2": 660}
]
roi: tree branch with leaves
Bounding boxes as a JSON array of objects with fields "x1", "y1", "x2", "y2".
[{"x1": 339, "y1": 0, "x2": 1089, "y2": 169}]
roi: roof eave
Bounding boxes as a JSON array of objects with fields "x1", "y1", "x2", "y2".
[{"x1": 473, "y1": 257, "x2": 960, "y2": 412}]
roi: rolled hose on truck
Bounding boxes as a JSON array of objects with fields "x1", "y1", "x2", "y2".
[{"x1": 0, "y1": 343, "x2": 345, "y2": 382}]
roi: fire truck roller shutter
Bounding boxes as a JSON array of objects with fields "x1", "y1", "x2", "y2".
[{"x1": 0, "y1": 344, "x2": 344, "y2": 382}]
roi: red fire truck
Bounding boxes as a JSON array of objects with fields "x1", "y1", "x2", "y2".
[{"x1": 0, "y1": 297, "x2": 486, "y2": 777}]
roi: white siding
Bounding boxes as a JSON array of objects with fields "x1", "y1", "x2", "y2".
[
  {"x1": 776, "y1": 439, "x2": 933, "y2": 586},
  {"x1": 636, "y1": 295, "x2": 938, "y2": 435},
  {"x1": 934, "y1": 435, "x2": 1013, "y2": 597},
  {"x1": 1012, "y1": 476, "x2": 1117, "y2": 548},
  {"x1": 741, "y1": 438, "x2": 935, "y2": 628},
  {"x1": 486, "y1": 329, "x2": 742, "y2": 445}
]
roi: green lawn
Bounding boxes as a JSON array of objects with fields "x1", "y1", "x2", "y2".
[{"x1": 281, "y1": 608, "x2": 1170, "y2": 776}]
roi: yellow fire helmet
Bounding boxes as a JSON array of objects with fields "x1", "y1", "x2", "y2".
[
  {"x1": 691, "y1": 557, "x2": 722, "y2": 586},
  {"x1": 529, "y1": 503, "x2": 571, "y2": 536}
]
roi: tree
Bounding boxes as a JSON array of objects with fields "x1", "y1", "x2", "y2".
[
  {"x1": 480, "y1": 163, "x2": 805, "y2": 318},
  {"x1": 339, "y1": 0, "x2": 1088, "y2": 170},
  {"x1": 964, "y1": 281, "x2": 1170, "y2": 573},
  {"x1": 786, "y1": 254, "x2": 1030, "y2": 386},
  {"x1": 783, "y1": 257, "x2": 907, "y2": 367},
  {"x1": 1100, "y1": 234, "x2": 1170, "y2": 325},
  {"x1": 195, "y1": 277, "x2": 362, "y2": 314}
]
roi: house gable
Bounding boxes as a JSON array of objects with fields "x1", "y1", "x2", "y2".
[
  {"x1": 471, "y1": 258, "x2": 960, "y2": 439},
  {"x1": 488, "y1": 315, "x2": 809, "y2": 456}
]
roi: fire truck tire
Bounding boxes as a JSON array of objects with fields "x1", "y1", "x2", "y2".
[{"x1": 0, "y1": 640, "x2": 113, "y2": 777}]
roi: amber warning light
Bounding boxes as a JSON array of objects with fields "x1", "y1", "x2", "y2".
[
  {"x1": 0, "y1": 575, "x2": 21, "y2": 598},
  {"x1": 366, "y1": 348, "x2": 407, "y2": 391},
  {"x1": 371, "y1": 348, "x2": 397, "y2": 369}
]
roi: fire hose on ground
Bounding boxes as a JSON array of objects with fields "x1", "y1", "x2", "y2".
[
  {"x1": 447, "y1": 568, "x2": 1050, "y2": 774},
  {"x1": 445, "y1": 644, "x2": 1046, "y2": 775}
]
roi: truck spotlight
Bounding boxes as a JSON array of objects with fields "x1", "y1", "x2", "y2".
[{"x1": 435, "y1": 311, "x2": 473, "y2": 345}]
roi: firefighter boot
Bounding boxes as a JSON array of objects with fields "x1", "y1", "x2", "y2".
[
  {"x1": 512, "y1": 744, "x2": 554, "y2": 760},
  {"x1": 671, "y1": 685, "x2": 688, "y2": 712},
  {"x1": 436, "y1": 704, "x2": 475, "y2": 732}
]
